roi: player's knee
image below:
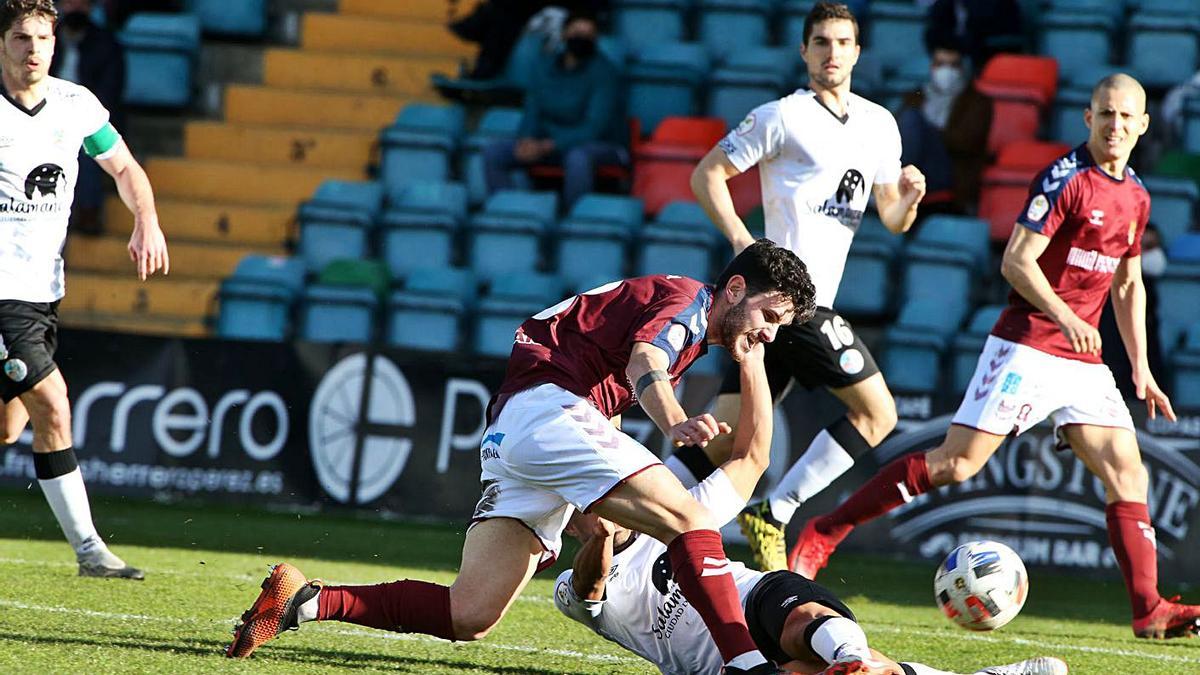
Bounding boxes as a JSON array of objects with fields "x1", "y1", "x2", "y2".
[
  {"x1": 945, "y1": 453, "x2": 984, "y2": 484},
  {"x1": 38, "y1": 396, "x2": 71, "y2": 436},
  {"x1": 1105, "y1": 461, "x2": 1149, "y2": 502},
  {"x1": 452, "y1": 607, "x2": 504, "y2": 641},
  {"x1": 847, "y1": 399, "x2": 897, "y2": 447}
]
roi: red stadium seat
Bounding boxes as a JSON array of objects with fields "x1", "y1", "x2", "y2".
[
  {"x1": 979, "y1": 165, "x2": 1038, "y2": 242},
  {"x1": 994, "y1": 140, "x2": 1073, "y2": 171},
  {"x1": 632, "y1": 116, "x2": 731, "y2": 215},
  {"x1": 977, "y1": 55, "x2": 1059, "y2": 106},
  {"x1": 983, "y1": 95, "x2": 1042, "y2": 155},
  {"x1": 643, "y1": 116, "x2": 727, "y2": 147}
]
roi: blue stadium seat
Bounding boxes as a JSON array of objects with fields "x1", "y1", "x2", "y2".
[
  {"x1": 297, "y1": 180, "x2": 384, "y2": 274},
  {"x1": 431, "y1": 30, "x2": 546, "y2": 103},
  {"x1": 1182, "y1": 96, "x2": 1200, "y2": 155},
  {"x1": 556, "y1": 220, "x2": 632, "y2": 287},
  {"x1": 483, "y1": 189, "x2": 560, "y2": 224},
  {"x1": 638, "y1": 225, "x2": 715, "y2": 279},
  {"x1": 385, "y1": 268, "x2": 476, "y2": 352},
  {"x1": 865, "y1": 2, "x2": 927, "y2": 73},
  {"x1": 380, "y1": 103, "x2": 467, "y2": 189},
  {"x1": 1172, "y1": 322, "x2": 1200, "y2": 407},
  {"x1": 299, "y1": 286, "x2": 379, "y2": 343},
  {"x1": 627, "y1": 42, "x2": 710, "y2": 135},
  {"x1": 901, "y1": 244, "x2": 974, "y2": 335},
  {"x1": 229, "y1": 254, "x2": 307, "y2": 295},
  {"x1": 950, "y1": 305, "x2": 1005, "y2": 393},
  {"x1": 656, "y1": 201, "x2": 710, "y2": 228},
  {"x1": 379, "y1": 181, "x2": 467, "y2": 278},
  {"x1": 881, "y1": 327, "x2": 946, "y2": 394},
  {"x1": 119, "y1": 13, "x2": 201, "y2": 107},
  {"x1": 1168, "y1": 233, "x2": 1200, "y2": 263},
  {"x1": 1157, "y1": 265, "x2": 1200, "y2": 357},
  {"x1": 1126, "y1": 16, "x2": 1200, "y2": 89},
  {"x1": 1050, "y1": 87, "x2": 1092, "y2": 145},
  {"x1": 462, "y1": 107, "x2": 525, "y2": 207},
  {"x1": 217, "y1": 280, "x2": 293, "y2": 341},
  {"x1": 1037, "y1": 12, "x2": 1114, "y2": 76},
  {"x1": 185, "y1": 0, "x2": 267, "y2": 37},
  {"x1": 855, "y1": 214, "x2": 903, "y2": 255},
  {"x1": 697, "y1": 0, "x2": 771, "y2": 61},
  {"x1": 569, "y1": 194, "x2": 645, "y2": 229},
  {"x1": 490, "y1": 271, "x2": 566, "y2": 305},
  {"x1": 1135, "y1": 0, "x2": 1200, "y2": 18},
  {"x1": 1142, "y1": 175, "x2": 1198, "y2": 248},
  {"x1": 708, "y1": 66, "x2": 788, "y2": 130},
  {"x1": 780, "y1": 0, "x2": 818, "y2": 49},
  {"x1": 914, "y1": 215, "x2": 991, "y2": 268},
  {"x1": 1046, "y1": 0, "x2": 1124, "y2": 21},
  {"x1": 834, "y1": 239, "x2": 893, "y2": 318},
  {"x1": 613, "y1": 0, "x2": 687, "y2": 50},
  {"x1": 688, "y1": 346, "x2": 732, "y2": 377},
  {"x1": 473, "y1": 298, "x2": 545, "y2": 358},
  {"x1": 876, "y1": 54, "x2": 930, "y2": 113}
]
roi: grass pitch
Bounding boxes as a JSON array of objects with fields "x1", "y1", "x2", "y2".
[{"x1": 0, "y1": 489, "x2": 1195, "y2": 674}]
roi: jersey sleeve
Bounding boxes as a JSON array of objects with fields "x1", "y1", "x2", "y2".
[
  {"x1": 717, "y1": 101, "x2": 786, "y2": 173},
  {"x1": 77, "y1": 86, "x2": 121, "y2": 160},
  {"x1": 631, "y1": 284, "x2": 711, "y2": 369},
  {"x1": 553, "y1": 570, "x2": 604, "y2": 626},
  {"x1": 1016, "y1": 160, "x2": 1078, "y2": 239},
  {"x1": 874, "y1": 111, "x2": 903, "y2": 185},
  {"x1": 686, "y1": 468, "x2": 746, "y2": 528}
]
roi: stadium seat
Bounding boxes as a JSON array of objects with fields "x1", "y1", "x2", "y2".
[
  {"x1": 1172, "y1": 322, "x2": 1200, "y2": 408},
  {"x1": 913, "y1": 214, "x2": 991, "y2": 268},
  {"x1": 975, "y1": 55, "x2": 1058, "y2": 154},
  {"x1": 556, "y1": 219, "x2": 636, "y2": 288},
  {"x1": 1181, "y1": 97, "x2": 1200, "y2": 155},
  {"x1": 569, "y1": 194, "x2": 645, "y2": 229},
  {"x1": 833, "y1": 239, "x2": 893, "y2": 318},
  {"x1": 901, "y1": 244, "x2": 974, "y2": 336},
  {"x1": 461, "y1": 107, "x2": 526, "y2": 207},
  {"x1": 299, "y1": 285, "x2": 379, "y2": 343},
  {"x1": 994, "y1": 141, "x2": 1072, "y2": 172},
  {"x1": 881, "y1": 327, "x2": 946, "y2": 394},
  {"x1": 1037, "y1": 12, "x2": 1114, "y2": 76},
  {"x1": 297, "y1": 180, "x2": 384, "y2": 274},
  {"x1": 380, "y1": 103, "x2": 467, "y2": 189},
  {"x1": 217, "y1": 280, "x2": 293, "y2": 341},
  {"x1": 979, "y1": 166, "x2": 1038, "y2": 242},
  {"x1": 865, "y1": 2, "x2": 926, "y2": 71},
  {"x1": 627, "y1": 42, "x2": 710, "y2": 135},
  {"x1": 638, "y1": 225, "x2": 715, "y2": 279},
  {"x1": 697, "y1": 0, "x2": 771, "y2": 61},
  {"x1": 875, "y1": 54, "x2": 930, "y2": 113},
  {"x1": 1142, "y1": 176, "x2": 1198, "y2": 248},
  {"x1": 707, "y1": 59, "x2": 789, "y2": 130},
  {"x1": 632, "y1": 117, "x2": 727, "y2": 215},
  {"x1": 431, "y1": 30, "x2": 545, "y2": 105},
  {"x1": 468, "y1": 189, "x2": 559, "y2": 280},
  {"x1": 612, "y1": 0, "x2": 687, "y2": 50},
  {"x1": 185, "y1": 0, "x2": 267, "y2": 37},
  {"x1": 379, "y1": 181, "x2": 468, "y2": 277},
  {"x1": 1049, "y1": 87, "x2": 1092, "y2": 145},
  {"x1": 780, "y1": 0, "x2": 818, "y2": 50},
  {"x1": 482, "y1": 188, "x2": 560, "y2": 224},
  {"x1": 490, "y1": 271, "x2": 566, "y2": 305},
  {"x1": 228, "y1": 254, "x2": 307, "y2": 295},
  {"x1": 1126, "y1": 16, "x2": 1200, "y2": 89},
  {"x1": 855, "y1": 214, "x2": 903, "y2": 255},
  {"x1": 386, "y1": 268, "x2": 476, "y2": 352},
  {"x1": 119, "y1": 13, "x2": 201, "y2": 107},
  {"x1": 473, "y1": 297, "x2": 545, "y2": 358},
  {"x1": 951, "y1": 304, "x2": 1006, "y2": 393},
  {"x1": 1156, "y1": 264, "x2": 1200, "y2": 358},
  {"x1": 317, "y1": 259, "x2": 391, "y2": 297},
  {"x1": 1136, "y1": 0, "x2": 1200, "y2": 18},
  {"x1": 1168, "y1": 233, "x2": 1200, "y2": 263}
]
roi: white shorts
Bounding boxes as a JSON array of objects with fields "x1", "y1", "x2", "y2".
[
  {"x1": 470, "y1": 384, "x2": 661, "y2": 567},
  {"x1": 953, "y1": 336, "x2": 1135, "y2": 436}
]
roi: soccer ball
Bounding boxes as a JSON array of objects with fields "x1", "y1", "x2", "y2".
[{"x1": 933, "y1": 540, "x2": 1029, "y2": 631}]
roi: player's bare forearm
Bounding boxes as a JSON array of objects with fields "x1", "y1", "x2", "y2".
[
  {"x1": 874, "y1": 166, "x2": 925, "y2": 234},
  {"x1": 1111, "y1": 259, "x2": 1150, "y2": 371},
  {"x1": 570, "y1": 533, "x2": 613, "y2": 602},
  {"x1": 721, "y1": 350, "x2": 772, "y2": 501},
  {"x1": 877, "y1": 197, "x2": 919, "y2": 234},
  {"x1": 627, "y1": 343, "x2": 689, "y2": 434},
  {"x1": 101, "y1": 141, "x2": 159, "y2": 228},
  {"x1": 691, "y1": 148, "x2": 754, "y2": 252}
]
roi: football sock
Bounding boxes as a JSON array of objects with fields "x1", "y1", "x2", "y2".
[
  {"x1": 34, "y1": 448, "x2": 104, "y2": 557},
  {"x1": 768, "y1": 418, "x2": 870, "y2": 524},
  {"x1": 1105, "y1": 501, "x2": 1160, "y2": 618},
  {"x1": 667, "y1": 529, "x2": 765, "y2": 667},
  {"x1": 815, "y1": 452, "x2": 932, "y2": 539},
  {"x1": 806, "y1": 616, "x2": 871, "y2": 664},
  {"x1": 664, "y1": 444, "x2": 716, "y2": 489},
  {"x1": 902, "y1": 664, "x2": 958, "y2": 675},
  {"x1": 317, "y1": 580, "x2": 455, "y2": 640}
]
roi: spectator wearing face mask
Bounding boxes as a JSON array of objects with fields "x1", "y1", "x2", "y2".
[
  {"x1": 897, "y1": 35, "x2": 991, "y2": 216},
  {"x1": 1101, "y1": 223, "x2": 1167, "y2": 399},
  {"x1": 481, "y1": 7, "x2": 626, "y2": 208},
  {"x1": 51, "y1": 0, "x2": 125, "y2": 234}
]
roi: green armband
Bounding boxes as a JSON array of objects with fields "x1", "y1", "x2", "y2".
[{"x1": 83, "y1": 122, "x2": 120, "y2": 158}]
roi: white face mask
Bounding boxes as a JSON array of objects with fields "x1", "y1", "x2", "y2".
[
  {"x1": 930, "y1": 64, "x2": 965, "y2": 93},
  {"x1": 1141, "y1": 248, "x2": 1167, "y2": 277}
]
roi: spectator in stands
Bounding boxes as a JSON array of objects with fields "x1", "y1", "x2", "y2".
[
  {"x1": 450, "y1": 0, "x2": 551, "y2": 80},
  {"x1": 1102, "y1": 223, "x2": 1167, "y2": 397},
  {"x1": 52, "y1": 0, "x2": 124, "y2": 234},
  {"x1": 1163, "y1": 70, "x2": 1200, "y2": 145},
  {"x1": 924, "y1": 0, "x2": 1023, "y2": 71},
  {"x1": 897, "y1": 35, "x2": 991, "y2": 215},
  {"x1": 482, "y1": 7, "x2": 625, "y2": 208}
]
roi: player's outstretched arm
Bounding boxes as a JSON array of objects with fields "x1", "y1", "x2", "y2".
[
  {"x1": 872, "y1": 165, "x2": 926, "y2": 234},
  {"x1": 1111, "y1": 256, "x2": 1177, "y2": 421},
  {"x1": 691, "y1": 147, "x2": 755, "y2": 254},
  {"x1": 627, "y1": 341, "x2": 731, "y2": 447},
  {"x1": 1001, "y1": 224, "x2": 1100, "y2": 356},
  {"x1": 565, "y1": 514, "x2": 616, "y2": 602},
  {"x1": 719, "y1": 342, "x2": 772, "y2": 501},
  {"x1": 96, "y1": 140, "x2": 169, "y2": 281}
]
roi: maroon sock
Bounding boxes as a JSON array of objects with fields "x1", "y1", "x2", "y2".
[
  {"x1": 816, "y1": 452, "x2": 932, "y2": 539},
  {"x1": 1106, "y1": 501, "x2": 1161, "y2": 619},
  {"x1": 667, "y1": 529, "x2": 761, "y2": 664},
  {"x1": 317, "y1": 580, "x2": 456, "y2": 640}
]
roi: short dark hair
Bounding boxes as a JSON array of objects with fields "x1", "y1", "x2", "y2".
[
  {"x1": 716, "y1": 239, "x2": 817, "y2": 323},
  {"x1": 803, "y1": 1, "x2": 859, "y2": 47},
  {"x1": 0, "y1": 0, "x2": 56, "y2": 37}
]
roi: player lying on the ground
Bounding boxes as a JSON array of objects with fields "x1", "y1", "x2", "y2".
[
  {"x1": 790, "y1": 73, "x2": 1200, "y2": 641},
  {"x1": 554, "y1": 342, "x2": 1066, "y2": 675},
  {"x1": 227, "y1": 241, "x2": 818, "y2": 674}
]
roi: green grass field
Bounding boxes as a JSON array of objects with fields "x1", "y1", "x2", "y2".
[{"x1": 0, "y1": 489, "x2": 1195, "y2": 674}]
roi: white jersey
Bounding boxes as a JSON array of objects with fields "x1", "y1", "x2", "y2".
[
  {"x1": 554, "y1": 470, "x2": 764, "y2": 675},
  {"x1": 718, "y1": 89, "x2": 902, "y2": 307},
  {"x1": 0, "y1": 77, "x2": 120, "y2": 302}
]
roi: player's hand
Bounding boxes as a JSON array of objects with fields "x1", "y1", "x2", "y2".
[
  {"x1": 565, "y1": 512, "x2": 615, "y2": 541},
  {"x1": 1134, "y1": 368, "x2": 1177, "y2": 422},
  {"x1": 669, "y1": 413, "x2": 732, "y2": 448},
  {"x1": 899, "y1": 164, "x2": 926, "y2": 206},
  {"x1": 128, "y1": 221, "x2": 169, "y2": 281},
  {"x1": 1057, "y1": 313, "x2": 1101, "y2": 356},
  {"x1": 739, "y1": 338, "x2": 766, "y2": 365}
]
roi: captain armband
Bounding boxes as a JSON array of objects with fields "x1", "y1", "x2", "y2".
[{"x1": 634, "y1": 369, "x2": 670, "y2": 400}]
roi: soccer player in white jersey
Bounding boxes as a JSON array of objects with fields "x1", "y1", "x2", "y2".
[
  {"x1": 0, "y1": 0, "x2": 168, "y2": 578},
  {"x1": 687, "y1": 1, "x2": 926, "y2": 571},
  {"x1": 555, "y1": 338, "x2": 1067, "y2": 675}
]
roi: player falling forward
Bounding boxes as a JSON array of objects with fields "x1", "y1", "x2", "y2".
[
  {"x1": 688, "y1": 1, "x2": 925, "y2": 572},
  {"x1": 0, "y1": 0, "x2": 168, "y2": 579},
  {"x1": 791, "y1": 74, "x2": 1200, "y2": 640},
  {"x1": 228, "y1": 241, "x2": 817, "y2": 674},
  {"x1": 555, "y1": 336, "x2": 1068, "y2": 675}
]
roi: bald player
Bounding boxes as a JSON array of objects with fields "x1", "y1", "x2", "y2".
[{"x1": 791, "y1": 73, "x2": 1200, "y2": 640}]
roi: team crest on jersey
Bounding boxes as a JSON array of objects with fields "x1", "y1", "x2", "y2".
[
  {"x1": 24, "y1": 163, "x2": 65, "y2": 199},
  {"x1": 1026, "y1": 194, "x2": 1050, "y2": 222},
  {"x1": 1088, "y1": 210, "x2": 1105, "y2": 227},
  {"x1": 736, "y1": 113, "x2": 756, "y2": 135},
  {"x1": 1128, "y1": 220, "x2": 1138, "y2": 245}
]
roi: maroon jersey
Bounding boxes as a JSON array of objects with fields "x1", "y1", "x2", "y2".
[
  {"x1": 993, "y1": 144, "x2": 1150, "y2": 363},
  {"x1": 492, "y1": 276, "x2": 713, "y2": 419}
]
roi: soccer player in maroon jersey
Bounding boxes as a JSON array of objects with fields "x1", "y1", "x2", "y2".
[
  {"x1": 227, "y1": 241, "x2": 818, "y2": 673},
  {"x1": 789, "y1": 74, "x2": 1200, "y2": 640}
]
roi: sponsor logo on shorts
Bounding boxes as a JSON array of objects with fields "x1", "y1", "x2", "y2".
[
  {"x1": 1026, "y1": 194, "x2": 1050, "y2": 221},
  {"x1": 839, "y1": 348, "x2": 865, "y2": 375},
  {"x1": 480, "y1": 432, "x2": 504, "y2": 461},
  {"x1": 996, "y1": 399, "x2": 1018, "y2": 421},
  {"x1": 1001, "y1": 373, "x2": 1022, "y2": 395},
  {"x1": 1017, "y1": 404, "x2": 1032, "y2": 423}
]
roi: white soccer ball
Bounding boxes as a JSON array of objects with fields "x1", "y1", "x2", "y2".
[{"x1": 933, "y1": 540, "x2": 1029, "y2": 631}]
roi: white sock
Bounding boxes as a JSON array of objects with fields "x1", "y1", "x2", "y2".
[
  {"x1": 904, "y1": 663, "x2": 960, "y2": 675},
  {"x1": 38, "y1": 468, "x2": 104, "y2": 557},
  {"x1": 809, "y1": 616, "x2": 872, "y2": 664},
  {"x1": 768, "y1": 429, "x2": 855, "y2": 524},
  {"x1": 725, "y1": 651, "x2": 768, "y2": 670},
  {"x1": 664, "y1": 454, "x2": 700, "y2": 489},
  {"x1": 297, "y1": 589, "x2": 320, "y2": 623}
]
